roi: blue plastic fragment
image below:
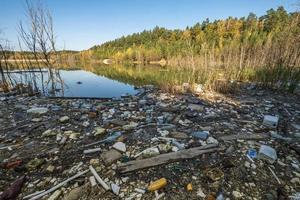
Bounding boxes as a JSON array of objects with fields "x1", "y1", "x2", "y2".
[{"x1": 247, "y1": 149, "x2": 257, "y2": 159}]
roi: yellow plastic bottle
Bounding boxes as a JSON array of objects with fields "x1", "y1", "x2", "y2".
[
  {"x1": 147, "y1": 178, "x2": 167, "y2": 191},
  {"x1": 187, "y1": 183, "x2": 193, "y2": 191}
]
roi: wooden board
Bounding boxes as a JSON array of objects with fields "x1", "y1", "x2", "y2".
[
  {"x1": 219, "y1": 133, "x2": 268, "y2": 141},
  {"x1": 118, "y1": 144, "x2": 222, "y2": 173}
]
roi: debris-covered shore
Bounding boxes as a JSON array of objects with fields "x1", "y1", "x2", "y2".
[{"x1": 0, "y1": 85, "x2": 300, "y2": 200}]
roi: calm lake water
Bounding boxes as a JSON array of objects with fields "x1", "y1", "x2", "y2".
[
  {"x1": 6, "y1": 69, "x2": 139, "y2": 98},
  {"x1": 5, "y1": 64, "x2": 203, "y2": 98}
]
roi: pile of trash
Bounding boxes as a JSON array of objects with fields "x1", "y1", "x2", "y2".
[{"x1": 0, "y1": 85, "x2": 299, "y2": 199}]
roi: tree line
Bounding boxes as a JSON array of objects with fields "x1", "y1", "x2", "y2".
[{"x1": 89, "y1": 6, "x2": 300, "y2": 70}]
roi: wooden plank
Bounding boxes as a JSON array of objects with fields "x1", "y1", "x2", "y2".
[
  {"x1": 117, "y1": 144, "x2": 222, "y2": 173},
  {"x1": 219, "y1": 133, "x2": 268, "y2": 141}
]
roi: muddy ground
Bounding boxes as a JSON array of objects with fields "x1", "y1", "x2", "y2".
[{"x1": 0, "y1": 85, "x2": 300, "y2": 200}]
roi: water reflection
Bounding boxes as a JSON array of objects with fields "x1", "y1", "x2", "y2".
[{"x1": 4, "y1": 69, "x2": 138, "y2": 98}]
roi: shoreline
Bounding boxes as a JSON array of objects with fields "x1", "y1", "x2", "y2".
[{"x1": 0, "y1": 87, "x2": 300, "y2": 199}]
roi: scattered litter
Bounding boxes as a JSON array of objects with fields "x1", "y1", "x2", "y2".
[
  {"x1": 147, "y1": 178, "x2": 167, "y2": 191},
  {"x1": 263, "y1": 115, "x2": 279, "y2": 128},
  {"x1": 258, "y1": 145, "x2": 277, "y2": 164}
]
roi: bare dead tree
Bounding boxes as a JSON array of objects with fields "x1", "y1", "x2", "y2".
[{"x1": 17, "y1": 0, "x2": 64, "y2": 96}]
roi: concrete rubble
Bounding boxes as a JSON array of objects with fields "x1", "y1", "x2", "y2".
[{"x1": 0, "y1": 85, "x2": 300, "y2": 199}]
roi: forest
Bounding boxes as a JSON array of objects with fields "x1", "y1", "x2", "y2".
[
  {"x1": 82, "y1": 6, "x2": 300, "y2": 92},
  {"x1": 90, "y1": 7, "x2": 299, "y2": 67}
]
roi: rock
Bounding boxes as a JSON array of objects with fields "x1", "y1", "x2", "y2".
[
  {"x1": 94, "y1": 127, "x2": 106, "y2": 136},
  {"x1": 26, "y1": 158, "x2": 45, "y2": 170},
  {"x1": 258, "y1": 145, "x2": 277, "y2": 164},
  {"x1": 188, "y1": 104, "x2": 204, "y2": 112},
  {"x1": 292, "y1": 123, "x2": 300, "y2": 130},
  {"x1": 89, "y1": 159, "x2": 100, "y2": 166},
  {"x1": 42, "y1": 129, "x2": 56, "y2": 137},
  {"x1": 27, "y1": 107, "x2": 48, "y2": 115},
  {"x1": 31, "y1": 118, "x2": 42, "y2": 122},
  {"x1": 139, "y1": 99, "x2": 147, "y2": 105},
  {"x1": 225, "y1": 145, "x2": 235, "y2": 155},
  {"x1": 194, "y1": 84, "x2": 203, "y2": 93},
  {"x1": 123, "y1": 122, "x2": 138, "y2": 130},
  {"x1": 46, "y1": 165, "x2": 55, "y2": 173},
  {"x1": 158, "y1": 130, "x2": 169, "y2": 137},
  {"x1": 110, "y1": 119, "x2": 127, "y2": 126},
  {"x1": 48, "y1": 190, "x2": 62, "y2": 200},
  {"x1": 169, "y1": 131, "x2": 189, "y2": 139},
  {"x1": 205, "y1": 168, "x2": 224, "y2": 181},
  {"x1": 64, "y1": 131, "x2": 80, "y2": 140},
  {"x1": 101, "y1": 149, "x2": 122, "y2": 165},
  {"x1": 232, "y1": 191, "x2": 243, "y2": 198},
  {"x1": 291, "y1": 177, "x2": 300, "y2": 184},
  {"x1": 63, "y1": 186, "x2": 84, "y2": 200},
  {"x1": 82, "y1": 121, "x2": 90, "y2": 127},
  {"x1": 89, "y1": 176, "x2": 97, "y2": 187},
  {"x1": 192, "y1": 131, "x2": 209, "y2": 140},
  {"x1": 111, "y1": 183, "x2": 120, "y2": 195},
  {"x1": 158, "y1": 143, "x2": 172, "y2": 153},
  {"x1": 196, "y1": 188, "x2": 206, "y2": 198},
  {"x1": 207, "y1": 137, "x2": 219, "y2": 144},
  {"x1": 244, "y1": 161, "x2": 251, "y2": 168},
  {"x1": 113, "y1": 142, "x2": 126, "y2": 152},
  {"x1": 59, "y1": 116, "x2": 70, "y2": 123}
]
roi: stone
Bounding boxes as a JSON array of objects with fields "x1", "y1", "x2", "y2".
[
  {"x1": 139, "y1": 99, "x2": 147, "y2": 105},
  {"x1": 188, "y1": 104, "x2": 204, "y2": 112},
  {"x1": 31, "y1": 118, "x2": 42, "y2": 122},
  {"x1": 42, "y1": 129, "x2": 57, "y2": 137},
  {"x1": 196, "y1": 188, "x2": 206, "y2": 198},
  {"x1": 63, "y1": 186, "x2": 84, "y2": 200},
  {"x1": 158, "y1": 130, "x2": 169, "y2": 137},
  {"x1": 46, "y1": 165, "x2": 55, "y2": 173},
  {"x1": 113, "y1": 142, "x2": 126, "y2": 152},
  {"x1": 123, "y1": 122, "x2": 138, "y2": 130},
  {"x1": 292, "y1": 123, "x2": 300, "y2": 130},
  {"x1": 59, "y1": 116, "x2": 70, "y2": 123},
  {"x1": 232, "y1": 191, "x2": 243, "y2": 198},
  {"x1": 291, "y1": 177, "x2": 300, "y2": 184},
  {"x1": 48, "y1": 190, "x2": 62, "y2": 200},
  {"x1": 158, "y1": 143, "x2": 172, "y2": 153},
  {"x1": 94, "y1": 127, "x2": 106, "y2": 136},
  {"x1": 111, "y1": 183, "x2": 120, "y2": 195},
  {"x1": 82, "y1": 121, "x2": 90, "y2": 127},
  {"x1": 26, "y1": 158, "x2": 45, "y2": 170},
  {"x1": 244, "y1": 161, "x2": 251, "y2": 168},
  {"x1": 89, "y1": 159, "x2": 100, "y2": 166},
  {"x1": 169, "y1": 131, "x2": 189, "y2": 139},
  {"x1": 207, "y1": 137, "x2": 219, "y2": 144},
  {"x1": 64, "y1": 131, "x2": 80, "y2": 140},
  {"x1": 27, "y1": 107, "x2": 48, "y2": 115},
  {"x1": 110, "y1": 119, "x2": 127, "y2": 126},
  {"x1": 192, "y1": 131, "x2": 209, "y2": 140},
  {"x1": 101, "y1": 149, "x2": 122, "y2": 165},
  {"x1": 194, "y1": 84, "x2": 203, "y2": 93},
  {"x1": 89, "y1": 176, "x2": 97, "y2": 187}
]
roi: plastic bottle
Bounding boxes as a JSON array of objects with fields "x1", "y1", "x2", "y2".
[{"x1": 147, "y1": 178, "x2": 167, "y2": 191}]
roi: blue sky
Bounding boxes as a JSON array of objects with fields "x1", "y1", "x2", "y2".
[{"x1": 0, "y1": 0, "x2": 298, "y2": 50}]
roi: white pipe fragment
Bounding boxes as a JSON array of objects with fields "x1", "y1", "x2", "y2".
[
  {"x1": 83, "y1": 148, "x2": 102, "y2": 154},
  {"x1": 23, "y1": 190, "x2": 45, "y2": 199},
  {"x1": 29, "y1": 169, "x2": 89, "y2": 200},
  {"x1": 89, "y1": 176, "x2": 97, "y2": 187},
  {"x1": 89, "y1": 165, "x2": 110, "y2": 191},
  {"x1": 134, "y1": 188, "x2": 146, "y2": 194},
  {"x1": 268, "y1": 166, "x2": 281, "y2": 184}
]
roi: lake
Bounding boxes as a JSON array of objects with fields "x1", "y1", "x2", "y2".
[
  {"x1": 5, "y1": 68, "x2": 139, "y2": 98},
  {"x1": 4, "y1": 64, "x2": 204, "y2": 98}
]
